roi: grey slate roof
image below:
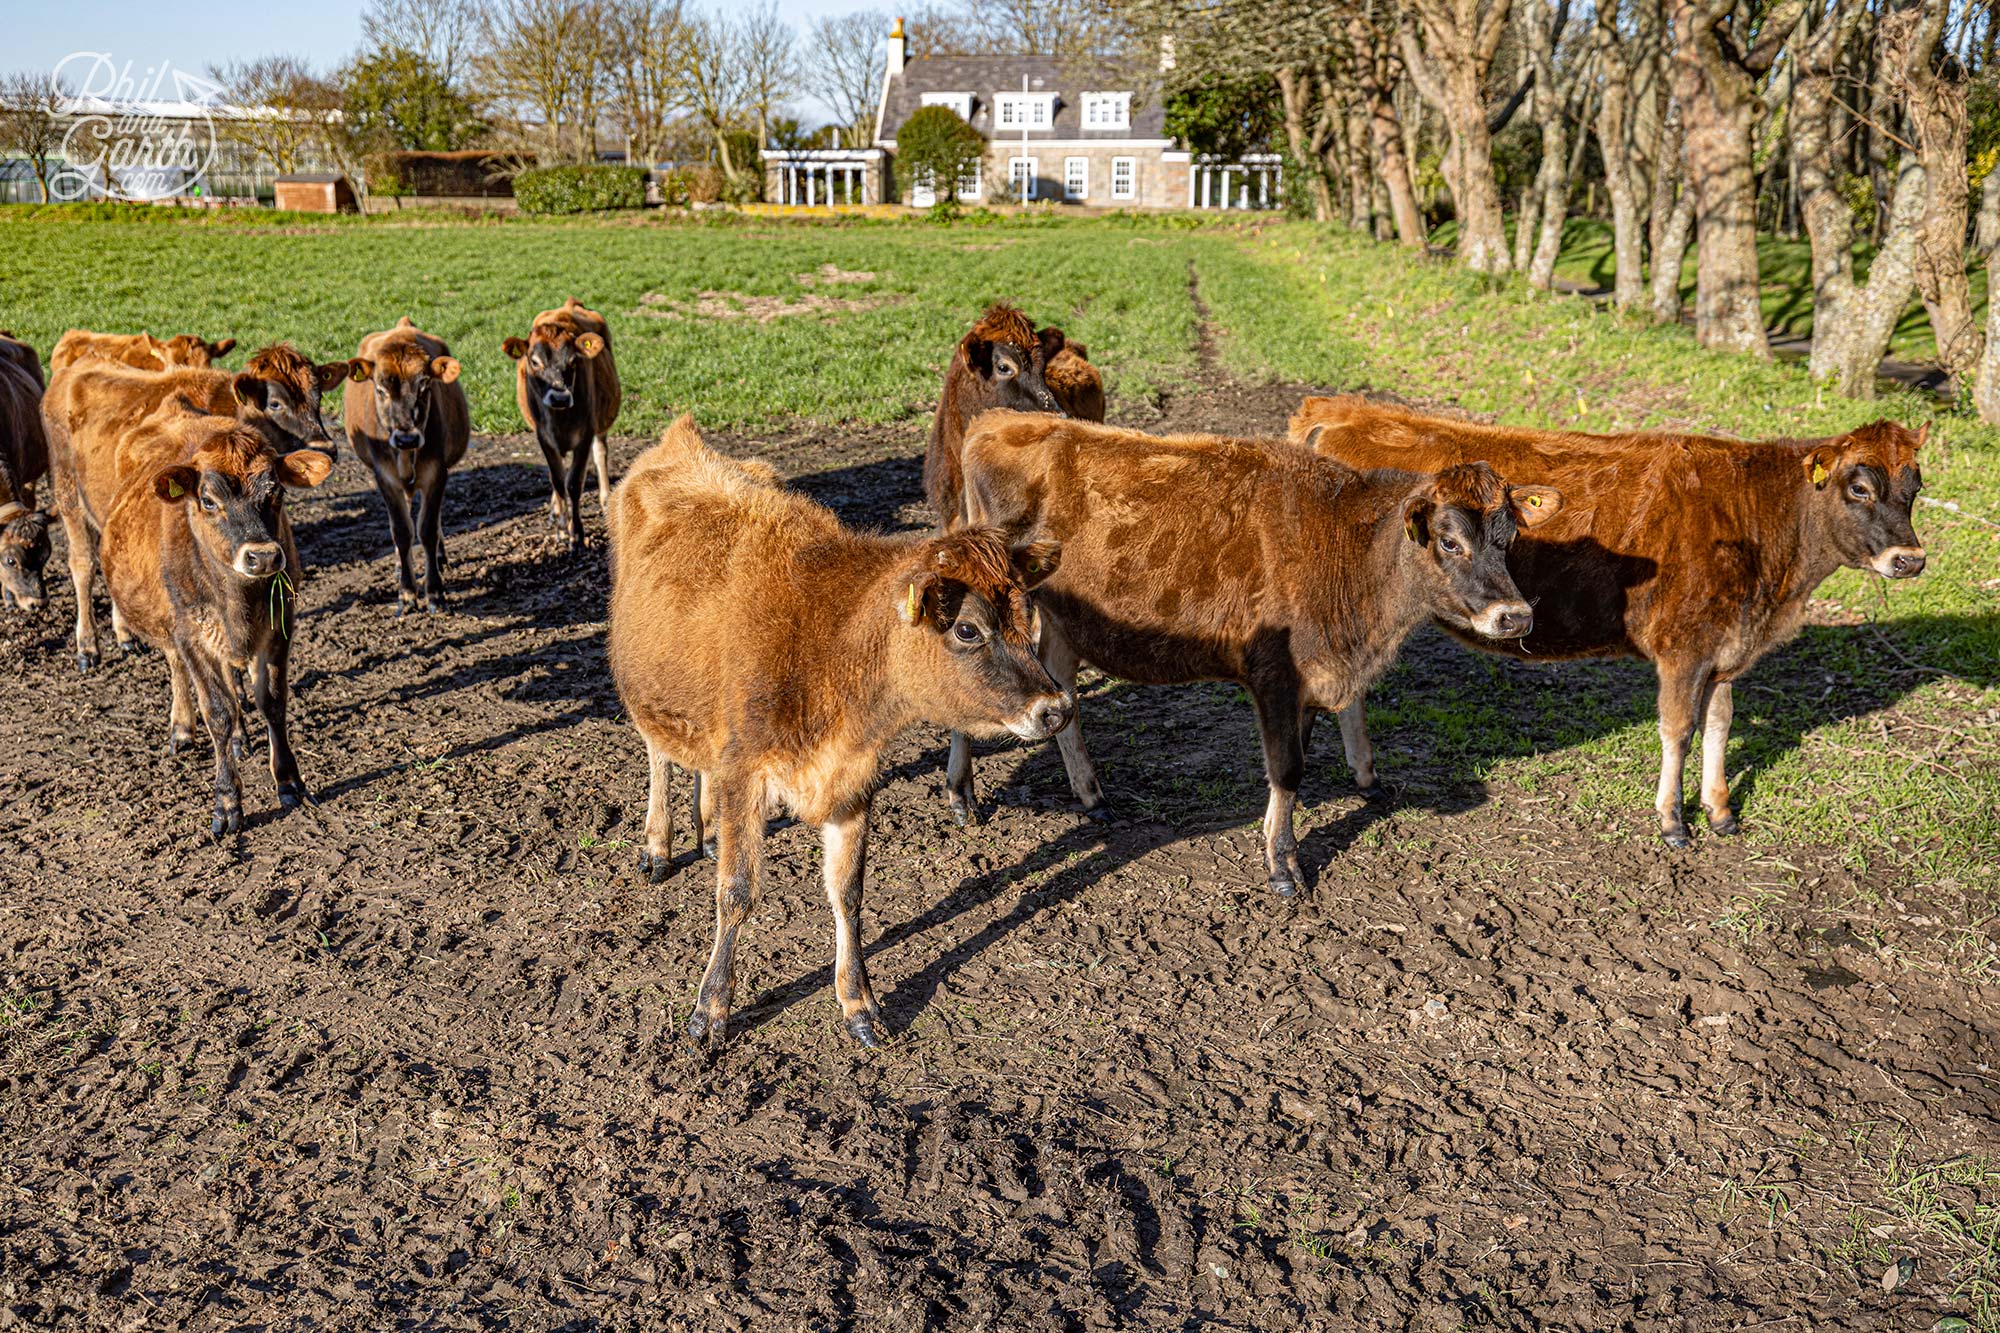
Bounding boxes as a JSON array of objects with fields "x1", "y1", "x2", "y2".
[{"x1": 876, "y1": 55, "x2": 1169, "y2": 144}]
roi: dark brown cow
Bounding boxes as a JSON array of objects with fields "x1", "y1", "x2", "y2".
[
  {"x1": 1, "y1": 332, "x2": 51, "y2": 612},
  {"x1": 957, "y1": 410, "x2": 1560, "y2": 895},
  {"x1": 344, "y1": 318, "x2": 472, "y2": 614},
  {"x1": 1288, "y1": 395, "x2": 1928, "y2": 846},
  {"x1": 504, "y1": 297, "x2": 621, "y2": 552},
  {"x1": 50, "y1": 329, "x2": 236, "y2": 374},
  {"x1": 43, "y1": 344, "x2": 357, "y2": 668},
  {"x1": 98, "y1": 414, "x2": 332, "y2": 836},
  {"x1": 923, "y1": 303, "x2": 1104, "y2": 524},
  {"x1": 607, "y1": 416, "x2": 1071, "y2": 1049}
]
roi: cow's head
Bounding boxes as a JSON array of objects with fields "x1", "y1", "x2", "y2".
[
  {"x1": 1804, "y1": 420, "x2": 1927, "y2": 579},
  {"x1": 1401, "y1": 462, "x2": 1561, "y2": 641},
  {"x1": 160, "y1": 335, "x2": 236, "y2": 368},
  {"x1": 234, "y1": 343, "x2": 362, "y2": 453},
  {"x1": 354, "y1": 345, "x2": 461, "y2": 451},
  {"x1": 505, "y1": 322, "x2": 602, "y2": 413},
  {"x1": 0, "y1": 508, "x2": 51, "y2": 612},
  {"x1": 893, "y1": 528, "x2": 1072, "y2": 741},
  {"x1": 151, "y1": 427, "x2": 333, "y2": 582},
  {"x1": 957, "y1": 304, "x2": 1066, "y2": 419}
]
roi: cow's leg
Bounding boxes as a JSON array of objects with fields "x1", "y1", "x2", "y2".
[
  {"x1": 1336, "y1": 700, "x2": 1380, "y2": 796},
  {"x1": 1250, "y1": 680, "x2": 1307, "y2": 896},
  {"x1": 186, "y1": 645, "x2": 243, "y2": 837},
  {"x1": 823, "y1": 798, "x2": 884, "y2": 1047},
  {"x1": 166, "y1": 645, "x2": 197, "y2": 753},
  {"x1": 1700, "y1": 679, "x2": 1738, "y2": 835},
  {"x1": 638, "y1": 735, "x2": 676, "y2": 882},
  {"x1": 1041, "y1": 623, "x2": 1107, "y2": 817},
  {"x1": 251, "y1": 640, "x2": 308, "y2": 809},
  {"x1": 110, "y1": 603, "x2": 137, "y2": 654},
  {"x1": 692, "y1": 770, "x2": 713, "y2": 859},
  {"x1": 377, "y1": 473, "x2": 420, "y2": 615},
  {"x1": 537, "y1": 433, "x2": 566, "y2": 531},
  {"x1": 56, "y1": 501, "x2": 99, "y2": 671},
  {"x1": 1653, "y1": 659, "x2": 1711, "y2": 848},
  {"x1": 563, "y1": 445, "x2": 590, "y2": 552},
  {"x1": 592, "y1": 435, "x2": 611, "y2": 509},
  {"x1": 688, "y1": 780, "x2": 763, "y2": 1049},
  {"x1": 417, "y1": 462, "x2": 448, "y2": 611}
]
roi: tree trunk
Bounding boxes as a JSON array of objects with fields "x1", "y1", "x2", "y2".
[
  {"x1": 1650, "y1": 103, "x2": 1696, "y2": 324},
  {"x1": 1593, "y1": 0, "x2": 1656, "y2": 311},
  {"x1": 1977, "y1": 262, "x2": 2000, "y2": 422},
  {"x1": 1892, "y1": 0, "x2": 1981, "y2": 384},
  {"x1": 1277, "y1": 66, "x2": 1336, "y2": 223},
  {"x1": 1401, "y1": 0, "x2": 1515, "y2": 274},
  {"x1": 1347, "y1": 13, "x2": 1428, "y2": 248},
  {"x1": 1515, "y1": 181, "x2": 1542, "y2": 274},
  {"x1": 1342, "y1": 99, "x2": 1375, "y2": 231},
  {"x1": 1667, "y1": 0, "x2": 1783, "y2": 357}
]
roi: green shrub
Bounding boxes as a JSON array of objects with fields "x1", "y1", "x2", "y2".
[
  {"x1": 514, "y1": 165, "x2": 648, "y2": 215},
  {"x1": 896, "y1": 105, "x2": 985, "y2": 214}
]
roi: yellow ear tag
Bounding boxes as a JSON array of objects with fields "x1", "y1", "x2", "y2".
[
  {"x1": 1811, "y1": 463, "x2": 1829, "y2": 485},
  {"x1": 1526, "y1": 494, "x2": 1542, "y2": 508},
  {"x1": 903, "y1": 583, "x2": 920, "y2": 623},
  {"x1": 168, "y1": 480, "x2": 185, "y2": 498},
  {"x1": 1404, "y1": 518, "x2": 1420, "y2": 541}
]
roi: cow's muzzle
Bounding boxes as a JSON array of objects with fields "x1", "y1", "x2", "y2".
[
  {"x1": 1008, "y1": 692, "x2": 1074, "y2": 741},
  {"x1": 1871, "y1": 545, "x2": 1926, "y2": 579},
  {"x1": 541, "y1": 387, "x2": 575, "y2": 411},
  {"x1": 389, "y1": 429, "x2": 424, "y2": 451},
  {"x1": 1473, "y1": 601, "x2": 1535, "y2": 640},
  {"x1": 235, "y1": 543, "x2": 283, "y2": 579}
]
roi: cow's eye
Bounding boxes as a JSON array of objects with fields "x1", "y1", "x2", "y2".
[
  {"x1": 996, "y1": 361, "x2": 1016, "y2": 378},
  {"x1": 1437, "y1": 534, "x2": 1463, "y2": 557},
  {"x1": 1847, "y1": 480, "x2": 1871, "y2": 501},
  {"x1": 952, "y1": 621, "x2": 982, "y2": 644},
  {"x1": 200, "y1": 493, "x2": 219, "y2": 513}
]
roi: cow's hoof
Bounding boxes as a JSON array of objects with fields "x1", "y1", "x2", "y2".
[
  {"x1": 846, "y1": 1012, "x2": 885, "y2": 1049},
  {"x1": 1083, "y1": 800, "x2": 1114, "y2": 824},
  {"x1": 119, "y1": 638, "x2": 144, "y2": 656},
  {"x1": 1268, "y1": 871, "x2": 1298, "y2": 898},
  {"x1": 77, "y1": 650, "x2": 98, "y2": 673},
  {"x1": 211, "y1": 806, "x2": 242, "y2": 838},
  {"x1": 948, "y1": 793, "x2": 978, "y2": 827},
  {"x1": 166, "y1": 728, "x2": 194, "y2": 755},
  {"x1": 1709, "y1": 813, "x2": 1740, "y2": 837},
  {"x1": 637, "y1": 850, "x2": 672, "y2": 884},
  {"x1": 686, "y1": 1009, "x2": 724, "y2": 1048},
  {"x1": 700, "y1": 836, "x2": 717, "y2": 861},
  {"x1": 1660, "y1": 826, "x2": 1693, "y2": 850},
  {"x1": 1356, "y1": 780, "x2": 1386, "y2": 802},
  {"x1": 277, "y1": 782, "x2": 314, "y2": 810}
]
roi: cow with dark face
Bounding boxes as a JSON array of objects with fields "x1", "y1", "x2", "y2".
[
  {"x1": 98, "y1": 415, "x2": 333, "y2": 836},
  {"x1": 1, "y1": 331, "x2": 51, "y2": 612},
  {"x1": 503, "y1": 297, "x2": 621, "y2": 553},
  {"x1": 922, "y1": 303, "x2": 1105, "y2": 526},
  {"x1": 344, "y1": 318, "x2": 472, "y2": 614}
]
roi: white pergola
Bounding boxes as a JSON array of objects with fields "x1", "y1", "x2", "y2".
[
  {"x1": 1188, "y1": 153, "x2": 1284, "y2": 211},
  {"x1": 761, "y1": 147, "x2": 885, "y2": 206}
]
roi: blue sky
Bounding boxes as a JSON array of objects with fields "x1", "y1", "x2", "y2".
[{"x1": 9, "y1": 0, "x2": 872, "y2": 89}]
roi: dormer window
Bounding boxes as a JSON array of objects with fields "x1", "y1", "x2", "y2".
[
  {"x1": 1082, "y1": 92, "x2": 1130, "y2": 130},
  {"x1": 995, "y1": 92, "x2": 1055, "y2": 129},
  {"x1": 921, "y1": 91, "x2": 973, "y2": 121}
]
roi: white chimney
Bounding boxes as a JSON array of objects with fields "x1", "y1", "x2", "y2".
[
  {"x1": 1158, "y1": 34, "x2": 1177, "y2": 73},
  {"x1": 887, "y1": 17, "x2": 907, "y2": 79}
]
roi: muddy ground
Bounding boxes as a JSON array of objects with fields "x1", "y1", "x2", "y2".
[{"x1": 1, "y1": 375, "x2": 1995, "y2": 1332}]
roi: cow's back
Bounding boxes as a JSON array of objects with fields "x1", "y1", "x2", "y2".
[
  {"x1": 0, "y1": 334, "x2": 45, "y2": 391},
  {"x1": 51, "y1": 331, "x2": 164, "y2": 375},
  {"x1": 45, "y1": 364, "x2": 234, "y2": 522},
  {"x1": 1, "y1": 355, "x2": 48, "y2": 509},
  {"x1": 1047, "y1": 347, "x2": 1105, "y2": 422}
]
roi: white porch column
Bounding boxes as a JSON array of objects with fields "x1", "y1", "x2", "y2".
[{"x1": 1187, "y1": 166, "x2": 1196, "y2": 208}]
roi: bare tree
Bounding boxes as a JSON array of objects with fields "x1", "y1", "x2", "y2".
[
  {"x1": 1648, "y1": 96, "x2": 1697, "y2": 322},
  {"x1": 479, "y1": 0, "x2": 607, "y2": 163},
  {"x1": 678, "y1": 7, "x2": 752, "y2": 183},
  {"x1": 1343, "y1": 7, "x2": 1425, "y2": 246},
  {"x1": 209, "y1": 56, "x2": 343, "y2": 176},
  {"x1": 739, "y1": 2, "x2": 798, "y2": 152},
  {"x1": 810, "y1": 11, "x2": 887, "y2": 146},
  {"x1": 1275, "y1": 64, "x2": 1339, "y2": 222},
  {"x1": 1592, "y1": 0, "x2": 1669, "y2": 310},
  {"x1": 1889, "y1": 0, "x2": 1981, "y2": 386},
  {"x1": 363, "y1": 0, "x2": 481, "y2": 86},
  {"x1": 1517, "y1": 0, "x2": 1592, "y2": 289},
  {"x1": 605, "y1": 0, "x2": 688, "y2": 166},
  {"x1": 1400, "y1": 0, "x2": 1516, "y2": 274},
  {"x1": 0, "y1": 70, "x2": 67, "y2": 203}
]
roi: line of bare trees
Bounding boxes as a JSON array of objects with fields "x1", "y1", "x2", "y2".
[{"x1": 1130, "y1": 0, "x2": 2000, "y2": 421}]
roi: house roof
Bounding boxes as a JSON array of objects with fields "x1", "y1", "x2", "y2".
[{"x1": 876, "y1": 54, "x2": 1168, "y2": 144}]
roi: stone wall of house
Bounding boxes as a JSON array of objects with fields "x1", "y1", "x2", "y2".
[{"x1": 887, "y1": 145, "x2": 1192, "y2": 209}]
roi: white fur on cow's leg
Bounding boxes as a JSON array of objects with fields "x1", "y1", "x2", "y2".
[
  {"x1": 1653, "y1": 662, "x2": 1710, "y2": 849},
  {"x1": 1040, "y1": 624, "x2": 1105, "y2": 816},
  {"x1": 1337, "y1": 699, "x2": 1377, "y2": 793},
  {"x1": 592, "y1": 436, "x2": 611, "y2": 509},
  {"x1": 110, "y1": 602, "x2": 135, "y2": 653},
  {"x1": 639, "y1": 737, "x2": 676, "y2": 883},
  {"x1": 822, "y1": 800, "x2": 883, "y2": 1047},
  {"x1": 59, "y1": 504, "x2": 99, "y2": 671},
  {"x1": 1700, "y1": 680, "x2": 1738, "y2": 835},
  {"x1": 166, "y1": 646, "x2": 197, "y2": 753},
  {"x1": 689, "y1": 784, "x2": 763, "y2": 1049},
  {"x1": 945, "y1": 731, "x2": 977, "y2": 825}
]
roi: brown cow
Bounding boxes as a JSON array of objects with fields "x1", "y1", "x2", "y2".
[
  {"x1": 50, "y1": 330, "x2": 236, "y2": 374},
  {"x1": 1, "y1": 332, "x2": 51, "y2": 612},
  {"x1": 1288, "y1": 395, "x2": 1928, "y2": 846},
  {"x1": 956, "y1": 411, "x2": 1561, "y2": 895},
  {"x1": 98, "y1": 414, "x2": 332, "y2": 835},
  {"x1": 922, "y1": 302, "x2": 1104, "y2": 524},
  {"x1": 43, "y1": 344, "x2": 358, "y2": 668},
  {"x1": 504, "y1": 297, "x2": 621, "y2": 553},
  {"x1": 608, "y1": 416, "x2": 1071, "y2": 1049},
  {"x1": 344, "y1": 318, "x2": 472, "y2": 614}
]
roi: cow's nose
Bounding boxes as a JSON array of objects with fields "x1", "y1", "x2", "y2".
[
  {"x1": 1489, "y1": 605, "x2": 1534, "y2": 639},
  {"x1": 543, "y1": 389, "x2": 573, "y2": 410},
  {"x1": 1891, "y1": 550, "x2": 1926, "y2": 578},
  {"x1": 238, "y1": 545, "x2": 280, "y2": 577},
  {"x1": 1029, "y1": 693, "x2": 1072, "y2": 738},
  {"x1": 390, "y1": 430, "x2": 423, "y2": 449}
]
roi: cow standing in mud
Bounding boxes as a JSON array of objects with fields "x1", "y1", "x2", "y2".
[
  {"x1": 607, "y1": 416, "x2": 1071, "y2": 1049},
  {"x1": 1289, "y1": 396, "x2": 1928, "y2": 847},
  {"x1": 344, "y1": 318, "x2": 472, "y2": 614},
  {"x1": 505, "y1": 298, "x2": 621, "y2": 553},
  {"x1": 42, "y1": 344, "x2": 357, "y2": 667},
  {"x1": 98, "y1": 415, "x2": 333, "y2": 835},
  {"x1": 955, "y1": 411, "x2": 1561, "y2": 896},
  {"x1": 1, "y1": 332, "x2": 51, "y2": 612},
  {"x1": 923, "y1": 302, "x2": 1103, "y2": 525}
]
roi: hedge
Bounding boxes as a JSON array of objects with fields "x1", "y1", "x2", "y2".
[
  {"x1": 362, "y1": 150, "x2": 522, "y2": 198},
  {"x1": 514, "y1": 165, "x2": 649, "y2": 214}
]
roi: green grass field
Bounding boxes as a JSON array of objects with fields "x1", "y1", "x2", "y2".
[{"x1": 3, "y1": 205, "x2": 1996, "y2": 893}]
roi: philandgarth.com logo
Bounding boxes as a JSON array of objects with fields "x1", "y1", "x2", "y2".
[{"x1": 52, "y1": 54, "x2": 222, "y2": 202}]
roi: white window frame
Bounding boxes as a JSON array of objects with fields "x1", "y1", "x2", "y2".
[
  {"x1": 911, "y1": 172, "x2": 936, "y2": 207},
  {"x1": 920, "y1": 91, "x2": 973, "y2": 121},
  {"x1": 1063, "y1": 156, "x2": 1088, "y2": 201},
  {"x1": 957, "y1": 159, "x2": 982, "y2": 202},
  {"x1": 1008, "y1": 156, "x2": 1038, "y2": 201},
  {"x1": 995, "y1": 92, "x2": 1055, "y2": 129},
  {"x1": 1110, "y1": 156, "x2": 1136, "y2": 201},
  {"x1": 1082, "y1": 92, "x2": 1131, "y2": 130}
]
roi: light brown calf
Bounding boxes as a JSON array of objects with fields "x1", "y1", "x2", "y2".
[{"x1": 50, "y1": 330, "x2": 236, "y2": 374}]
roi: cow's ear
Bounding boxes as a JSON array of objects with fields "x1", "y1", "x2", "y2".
[
  {"x1": 276, "y1": 449, "x2": 334, "y2": 489},
  {"x1": 350, "y1": 358, "x2": 375, "y2": 382},
  {"x1": 897, "y1": 571, "x2": 943, "y2": 626},
  {"x1": 575, "y1": 332, "x2": 604, "y2": 358},
  {"x1": 232, "y1": 373, "x2": 271, "y2": 410},
  {"x1": 430, "y1": 355, "x2": 461, "y2": 383},
  {"x1": 1300, "y1": 423, "x2": 1327, "y2": 450},
  {"x1": 1036, "y1": 325, "x2": 1067, "y2": 364},
  {"x1": 1509, "y1": 485, "x2": 1563, "y2": 529},
  {"x1": 1010, "y1": 538, "x2": 1062, "y2": 590},
  {"x1": 153, "y1": 465, "x2": 200, "y2": 503},
  {"x1": 1804, "y1": 446, "x2": 1838, "y2": 489},
  {"x1": 1913, "y1": 421, "x2": 1929, "y2": 450},
  {"x1": 503, "y1": 336, "x2": 529, "y2": 360},
  {"x1": 210, "y1": 338, "x2": 236, "y2": 359},
  {"x1": 1401, "y1": 495, "x2": 1432, "y2": 545},
  {"x1": 962, "y1": 335, "x2": 994, "y2": 377},
  {"x1": 312, "y1": 361, "x2": 351, "y2": 391}
]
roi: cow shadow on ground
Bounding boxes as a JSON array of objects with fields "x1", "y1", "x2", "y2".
[{"x1": 784, "y1": 452, "x2": 930, "y2": 534}]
